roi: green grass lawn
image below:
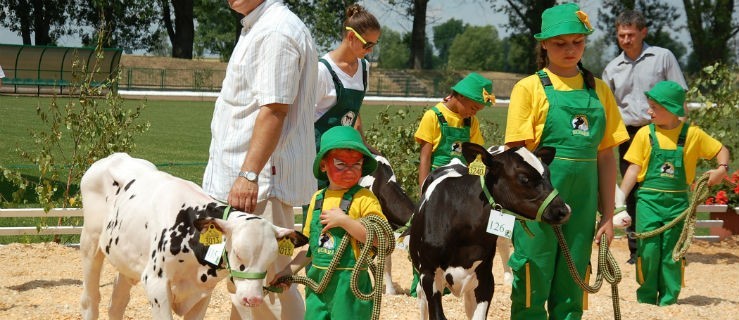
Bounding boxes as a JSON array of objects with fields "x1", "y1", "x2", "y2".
[{"x1": 0, "y1": 95, "x2": 507, "y2": 243}]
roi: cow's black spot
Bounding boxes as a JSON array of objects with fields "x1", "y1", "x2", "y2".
[
  {"x1": 124, "y1": 179, "x2": 136, "y2": 191},
  {"x1": 113, "y1": 181, "x2": 119, "y2": 187},
  {"x1": 445, "y1": 274, "x2": 455, "y2": 286},
  {"x1": 154, "y1": 298, "x2": 158, "y2": 305},
  {"x1": 151, "y1": 250, "x2": 156, "y2": 259},
  {"x1": 239, "y1": 265, "x2": 245, "y2": 271},
  {"x1": 130, "y1": 194, "x2": 136, "y2": 200},
  {"x1": 158, "y1": 268, "x2": 163, "y2": 278},
  {"x1": 144, "y1": 275, "x2": 148, "y2": 283},
  {"x1": 115, "y1": 237, "x2": 119, "y2": 245},
  {"x1": 201, "y1": 274, "x2": 208, "y2": 282},
  {"x1": 145, "y1": 222, "x2": 148, "y2": 229},
  {"x1": 207, "y1": 268, "x2": 218, "y2": 277},
  {"x1": 182, "y1": 246, "x2": 189, "y2": 253},
  {"x1": 179, "y1": 259, "x2": 184, "y2": 263},
  {"x1": 181, "y1": 203, "x2": 186, "y2": 208}
]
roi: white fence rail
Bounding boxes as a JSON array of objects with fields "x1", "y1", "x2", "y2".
[
  {"x1": 0, "y1": 207, "x2": 305, "y2": 236},
  {"x1": 0, "y1": 206, "x2": 725, "y2": 240}
]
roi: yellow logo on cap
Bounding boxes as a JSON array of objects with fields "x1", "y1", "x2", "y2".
[
  {"x1": 576, "y1": 11, "x2": 593, "y2": 31},
  {"x1": 482, "y1": 88, "x2": 496, "y2": 105}
]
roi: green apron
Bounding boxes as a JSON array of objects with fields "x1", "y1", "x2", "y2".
[
  {"x1": 312, "y1": 58, "x2": 367, "y2": 190},
  {"x1": 634, "y1": 122, "x2": 689, "y2": 306},
  {"x1": 430, "y1": 105, "x2": 472, "y2": 168},
  {"x1": 314, "y1": 58, "x2": 367, "y2": 153},
  {"x1": 509, "y1": 70, "x2": 605, "y2": 320},
  {"x1": 410, "y1": 105, "x2": 470, "y2": 297},
  {"x1": 305, "y1": 185, "x2": 372, "y2": 319}
]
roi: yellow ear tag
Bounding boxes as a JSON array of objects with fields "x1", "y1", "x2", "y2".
[
  {"x1": 468, "y1": 154, "x2": 486, "y2": 176},
  {"x1": 199, "y1": 223, "x2": 223, "y2": 245},
  {"x1": 278, "y1": 238, "x2": 295, "y2": 256}
]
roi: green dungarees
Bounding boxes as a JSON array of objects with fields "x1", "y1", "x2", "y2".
[
  {"x1": 635, "y1": 123, "x2": 689, "y2": 306},
  {"x1": 305, "y1": 186, "x2": 373, "y2": 319},
  {"x1": 314, "y1": 59, "x2": 367, "y2": 153},
  {"x1": 430, "y1": 106, "x2": 472, "y2": 169},
  {"x1": 509, "y1": 70, "x2": 605, "y2": 320},
  {"x1": 309, "y1": 58, "x2": 367, "y2": 191},
  {"x1": 410, "y1": 105, "x2": 470, "y2": 297}
]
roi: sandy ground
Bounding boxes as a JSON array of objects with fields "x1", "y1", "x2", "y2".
[{"x1": 1, "y1": 236, "x2": 737, "y2": 320}]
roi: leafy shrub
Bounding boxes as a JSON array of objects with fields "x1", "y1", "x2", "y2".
[{"x1": 687, "y1": 62, "x2": 739, "y2": 171}]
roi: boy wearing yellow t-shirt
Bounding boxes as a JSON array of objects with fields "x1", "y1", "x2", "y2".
[
  {"x1": 620, "y1": 80, "x2": 730, "y2": 306},
  {"x1": 414, "y1": 72, "x2": 494, "y2": 189}
]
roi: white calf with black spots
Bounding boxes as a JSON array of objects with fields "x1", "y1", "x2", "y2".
[{"x1": 79, "y1": 153, "x2": 307, "y2": 320}]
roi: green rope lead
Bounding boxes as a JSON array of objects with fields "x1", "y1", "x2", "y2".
[
  {"x1": 627, "y1": 173, "x2": 711, "y2": 261},
  {"x1": 276, "y1": 215, "x2": 394, "y2": 320},
  {"x1": 554, "y1": 227, "x2": 622, "y2": 320}
]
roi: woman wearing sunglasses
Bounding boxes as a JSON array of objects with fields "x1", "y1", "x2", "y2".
[{"x1": 314, "y1": 3, "x2": 381, "y2": 181}]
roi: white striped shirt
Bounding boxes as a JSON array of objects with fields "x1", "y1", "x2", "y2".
[{"x1": 202, "y1": 0, "x2": 318, "y2": 206}]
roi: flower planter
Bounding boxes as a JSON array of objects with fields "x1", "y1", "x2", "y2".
[{"x1": 698, "y1": 204, "x2": 739, "y2": 240}]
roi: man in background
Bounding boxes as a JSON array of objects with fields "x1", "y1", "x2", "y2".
[{"x1": 602, "y1": 10, "x2": 687, "y2": 264}]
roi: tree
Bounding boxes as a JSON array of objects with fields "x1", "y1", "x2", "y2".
[
  {"x1": 447, "y1": 25, "x2": 503, "y2": 71},
  {"x1": 193, "y1": 0, "x2": 242, "y2": 61},
  {"x1": 377, "y1": 27, "x2": 409, "y2": 69},
  {"x1": 71, "y1": 1, "x2": 160, "y2": 52},
  {"x1": 161, "y1": 0, "x2": 194, "y2": 59},
  {"x1": 0, "y1": 0, "x2": 72, "y2": 45},
  {"x1": 492, "y1": 0, "x2": 556, "y2": 73},
  {"x1": 385, "y1": 0, "x2": 429, "y2": 69},
  {"x1": 432, "y1": 18, "x2": 467, "y2": 67},
  {"x1": 285, "y1": 0, "x2": 358, "y2": 52},
  {"x1": 683, "y1": 0, "x2": 739, "y2": 71}
]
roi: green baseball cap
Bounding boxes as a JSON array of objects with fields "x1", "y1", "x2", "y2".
[
  {"x1": 313, "y1": 126, "x2": 377, "y2": 180},
  {"x1": 534, "y1": 3, "x2": 594, "y2": 41},
  {"x1": 451, "y1": 72, "x2": 495, "y2": 107},
  {"x1": 645, "y1": 80, "x2": 686, "y2": 117}
]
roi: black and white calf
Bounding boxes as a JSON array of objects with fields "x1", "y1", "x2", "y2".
[
  {"x1": 79, "y1": 153, "x2": 308, "y2": 320},
  {"x1": 409, "y1": 143, "x2": 571, "y2": 320},
  {"x1": 359, "y1": 154, "x2": 415, "y2": 294}
]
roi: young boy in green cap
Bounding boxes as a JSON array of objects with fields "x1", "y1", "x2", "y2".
[
  {"x1": 273, "y1": 125, "x2": 388, "y2": 319},
  {"x1": 620, "y1": 80, "x2": 730, "y2": 306},
  {"x1": 415, "y1": 72, "x2": 495, "y2": 188},
  {"x1": 410, "y1": 72, "x2": 494, "y2": 297}
]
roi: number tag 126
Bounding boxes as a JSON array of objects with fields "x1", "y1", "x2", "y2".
[{"x1": 486, "y1": 209, "x2": 515, "y2": 239}]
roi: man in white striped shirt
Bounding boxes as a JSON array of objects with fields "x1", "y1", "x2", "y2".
[{"x1": 202, "y1": 1, "x2": 317, "y2": 319}]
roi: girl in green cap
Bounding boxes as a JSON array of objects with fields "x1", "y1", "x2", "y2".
[
  {"x1": 620, "y1": 80, "x2": 730, "y2": 306},
  {"x1": 411, "y1": 72, "x2": 494, "y2": 297},
  {"x1": 273, "y1": 126, "x2": 388, "y2": 320},
  {"x1": 504, "y1": 3, "x2": 629, "y2": 319}
]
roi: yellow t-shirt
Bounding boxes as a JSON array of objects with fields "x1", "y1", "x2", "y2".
[
  {"x1": 505, "y1": 69, "x2": 629, "y2": 151},
  {"x1": 414, "y1": 102, "x2": 484, "y2": 151},
  {"x1": 303, "y1": 187, "x2": 386, "y2": 259},
  {"x1": 623, "y1": 123, "x2": 723, "y2": 184}
]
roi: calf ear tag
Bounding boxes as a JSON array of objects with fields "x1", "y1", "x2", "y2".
[
  {"x1": 278, "y1": 238, "x2": 295, "y2": 256},
  {"x1": 199, "y1": 223, "x2": 224, "y2": 245},
  {"x1": 468, "y1": 154, "x2": 486, "y2": 176}
]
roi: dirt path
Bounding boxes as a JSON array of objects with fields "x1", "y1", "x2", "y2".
[{"x1": 1, "y1": 236, "x2": 737, "y2": 319}]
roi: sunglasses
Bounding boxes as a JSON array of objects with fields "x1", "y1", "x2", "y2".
[{"x1": 345, "y1": 26, "x2": 377, "y2": 50}]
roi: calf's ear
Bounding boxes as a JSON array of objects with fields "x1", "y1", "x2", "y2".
[
  {"x1": 462, "y1": 142, "x2": 494, "y2": 166},
  {"x1": 534, "y1": 147, "x2": 556, "y2": 165},
  {"x1": 274, "y1": 226, "x2": 310, "y2": 248}
]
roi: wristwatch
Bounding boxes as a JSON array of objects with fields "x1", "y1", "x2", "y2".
[{"x1": 238, "y1": 171, "x2": 258, "y2": 182}]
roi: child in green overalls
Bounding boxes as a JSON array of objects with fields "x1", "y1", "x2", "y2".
[
  {"x1": 620, "y1": 80, "x2": 730, "y2": 306},
  {"x1": 274, "y1": 126, "x2": 388, "y2": 319},
  {"x1": 504, "y1": 4, "x2": 629, "y2": 319},
  {"x1": 410, "y1": 72, "x2": 494, "y2": 297}
]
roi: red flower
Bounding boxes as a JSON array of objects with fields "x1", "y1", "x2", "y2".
[
  {"x1": 715, "y1": 190, "x2": 729, "y2": 204},
  {"x1": 705, "y1": 196, "x2": 715, "y2": 205}
]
